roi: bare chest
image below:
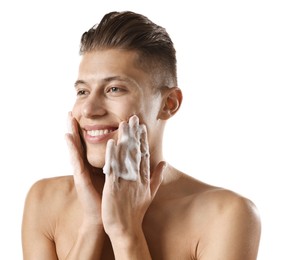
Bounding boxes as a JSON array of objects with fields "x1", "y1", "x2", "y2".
[{"x1": 54, "y1": 200, "x2": 197, "y2": 260}]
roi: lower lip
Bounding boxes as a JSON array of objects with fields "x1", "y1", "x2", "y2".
[{"x1": 84, "y1": 130, "x2": 116, "y2": 144}]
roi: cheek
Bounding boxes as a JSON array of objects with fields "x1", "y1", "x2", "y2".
[
  {"x1": 143, "y1": 98, "x2": 161, "y2": 120},
  {"x1": 132, "y1": 96, "x2": 160, "y2": 123},
  {"x1": 112, "y1": 100, "x2": 141, "y2": 119}
]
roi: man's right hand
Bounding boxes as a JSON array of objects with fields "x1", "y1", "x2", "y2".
[{"x1": 65, "y1": 113, "x2": 103, "y2": 227}]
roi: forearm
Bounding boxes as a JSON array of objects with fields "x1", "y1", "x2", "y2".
[
  {"x1": 109, "y1": 229, "x2": 152, "y2": 260},
  {"x1": 65, "y1": 225, "x2": 106, "y2": 260}
]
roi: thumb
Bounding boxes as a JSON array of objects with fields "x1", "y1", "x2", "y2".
[{"x1": 150, "y1": 161, "x2": 167, "y2": 198}]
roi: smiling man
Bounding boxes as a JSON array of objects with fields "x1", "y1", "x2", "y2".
[{"x1": 22, "y1": 11, "x2": 261, "y2": 260}]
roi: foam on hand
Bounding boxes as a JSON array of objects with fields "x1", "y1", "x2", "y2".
[{"x1": 103, "y1": 115, "x2": 149, "y2": 181}]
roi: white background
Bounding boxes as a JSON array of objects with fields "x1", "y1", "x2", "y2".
[{"x1": 0, "y1": 0, "x2": 280, "y2": 259}]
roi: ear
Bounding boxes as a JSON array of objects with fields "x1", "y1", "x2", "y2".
[{"x1": 158, "y1": 87, "x2": 182, "y2": 120}]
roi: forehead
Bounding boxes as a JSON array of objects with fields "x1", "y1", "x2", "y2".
[{"x1": 78, "y1": 49, "x2": 152, "y2": 83}]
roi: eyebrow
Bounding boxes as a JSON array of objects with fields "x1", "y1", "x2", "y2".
[
  {"x1": 74, "y1": 80, "x2": 86, "y2": 88},
  {"x1": 74, "y1": 76, "x2": 139, "y2": 88}
]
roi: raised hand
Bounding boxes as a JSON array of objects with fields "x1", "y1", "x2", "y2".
[
  {"x1": 65, "y1": 113, "x2": 103, "y2": 226},
  {"x1": 102, "y1": 115, "x2": 166, "y2": 238}
]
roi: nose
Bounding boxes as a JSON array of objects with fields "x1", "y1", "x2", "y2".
[{"x1": 82, "y1": 92, "x2": 106, "y2": 118}]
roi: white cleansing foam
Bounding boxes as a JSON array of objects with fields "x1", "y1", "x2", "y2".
[{"x1": 103, "y1": 115, "x2": 149, "y2": 181}]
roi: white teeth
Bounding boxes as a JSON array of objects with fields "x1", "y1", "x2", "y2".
[{"x1": 87, "y1": 129, "x2": 113, "y2": 137}]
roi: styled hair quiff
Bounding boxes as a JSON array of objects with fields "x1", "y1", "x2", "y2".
[{"x1": 80, "y1": 11, "x2": 178, "y2": 88}]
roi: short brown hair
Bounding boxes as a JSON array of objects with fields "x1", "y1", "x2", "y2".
[{"x1": 80, "y1": 11, "x2": 177, "y2": 87}]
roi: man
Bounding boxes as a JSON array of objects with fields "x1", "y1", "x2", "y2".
[{"x1": 22, "y1": 11, "x2": 261, "y2": 259}]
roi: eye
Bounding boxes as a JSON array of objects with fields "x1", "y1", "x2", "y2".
[
  {"x1": 108, "y1": 87, "x2": 122, "y2": 93},
  {"x1": 106, "y1": 86, "x2": 126, "y2": 96},
  {"x1": 76, "y1": 89, "x2": 88, "y2": 96}
]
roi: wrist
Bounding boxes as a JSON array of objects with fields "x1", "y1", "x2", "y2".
[
  {"x1": 108, "y1": 228, "x2": 152, "y2": 260},
  {"x1": 107, "y1": 226, "x2": 144, "y2": 248}
]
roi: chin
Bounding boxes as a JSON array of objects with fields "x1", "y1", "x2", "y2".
[
  {"x1": 84, "y1": 143, "x2": 107, "y2": 169},
  {"x1": 86, "y1": 153, "x2": 105, "y2": 169}
]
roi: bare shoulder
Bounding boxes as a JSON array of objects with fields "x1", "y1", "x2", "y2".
[
  {"x1": 152, "y1": 167, "x2": 261, "y2": 258},
  {"x1": 174, "y1": 169, "x2": 261, "y2": 227},
  {"x1": 194, "y1": 184, "x2": 256, "y2": 207},
  {"x1": 22, "y1": 175, "x2": 80, "y2": 259},
  {"x1": 23, "y1": 175, "x2": 76, "y2": 232},
  {"x1": 171, "y1": 168, "x2": 260, "y2": 222},
  {"x1": 177, "y1": 172, "x2": 261, "y2": 259},
  {"x1": 22, "y1": 175, "x2": 76, "y2": 259},
  {"x1": 25, "y1": 175, "x2": 75, "y2": 206},
  {"x1": 191, "y1": 187, "x2": 260, "y2": 224}
]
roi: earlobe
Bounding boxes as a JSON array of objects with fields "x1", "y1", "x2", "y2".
[{"x1": 158, "y1": 87, "x2": 182, "y2": 120}]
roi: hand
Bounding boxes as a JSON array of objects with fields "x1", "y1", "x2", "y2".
[
  {"x1": 102, "y1": 115, "x2": 166, "y2": 237},
  {"x1": 65, "y1": 112, "x2": 103, "y2": 227}
]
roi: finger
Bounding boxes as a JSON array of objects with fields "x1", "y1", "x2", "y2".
[
  {"x1": 128, "y1": 114, "x2": 139, "y2": 128},
  {"x1": 117, "y1": 121, "x2": 131, "y2": 178},
  {"x1": 65, "y1": 133, "x2": 91, "y2": 187},
  {"x1": 139, "y1": 124, "x2": 150, "y2": 183},
  {"x1": 150, "y1": 161, "x2": 166, "y2": 198},
  {"x1": 103, "y1": 139, "x2": 115, "y2": 175},
  {"x1": 65, "y1": 133, "x2": 97, "y2": 206},
  {"x1": 65, "y1": 133, "x2": 85, "y2": 174},
  {"x1": 129, "y1": 115, "x2": 140, "y2": 142},
  {"x1": 68, "y1": 112, "x2": 85, "y2": 154},
  {"x1": 104, "y1": 139, "x2": 121, "y2": 187},
  {"x1": 118, "y1": 121, "x2": 129, "y2": 144},
  {"x1": 139, "y1": 124, "x2": 149, "y2": 155},
  {"x1": 128, "y1": 115, "x2": 141, "y2": 181}
]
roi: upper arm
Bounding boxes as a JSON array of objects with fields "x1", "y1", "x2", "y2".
[
  {"x1": 22, "y1": 180, "x2": 59, "y2": 260},
  {"x1": 197, "y1": 191, "x2": 261, "y2": 260}
]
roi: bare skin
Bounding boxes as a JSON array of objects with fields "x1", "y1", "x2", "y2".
[{"x1": 22, "y1": 49, "x2": 261, "y2": 260}]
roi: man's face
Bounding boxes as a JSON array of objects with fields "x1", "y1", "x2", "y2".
[{"x1": 72, "y1": 49, "x2": 163, "y2": 168}]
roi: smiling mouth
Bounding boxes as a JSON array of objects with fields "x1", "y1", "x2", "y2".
[{"x1": 86, "y1": 128, "x2": 118, "y2": 137}]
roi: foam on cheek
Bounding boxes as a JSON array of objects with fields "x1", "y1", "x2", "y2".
[{"x1": 103, "y1": 117, "x2": 147, "y2": 181}]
